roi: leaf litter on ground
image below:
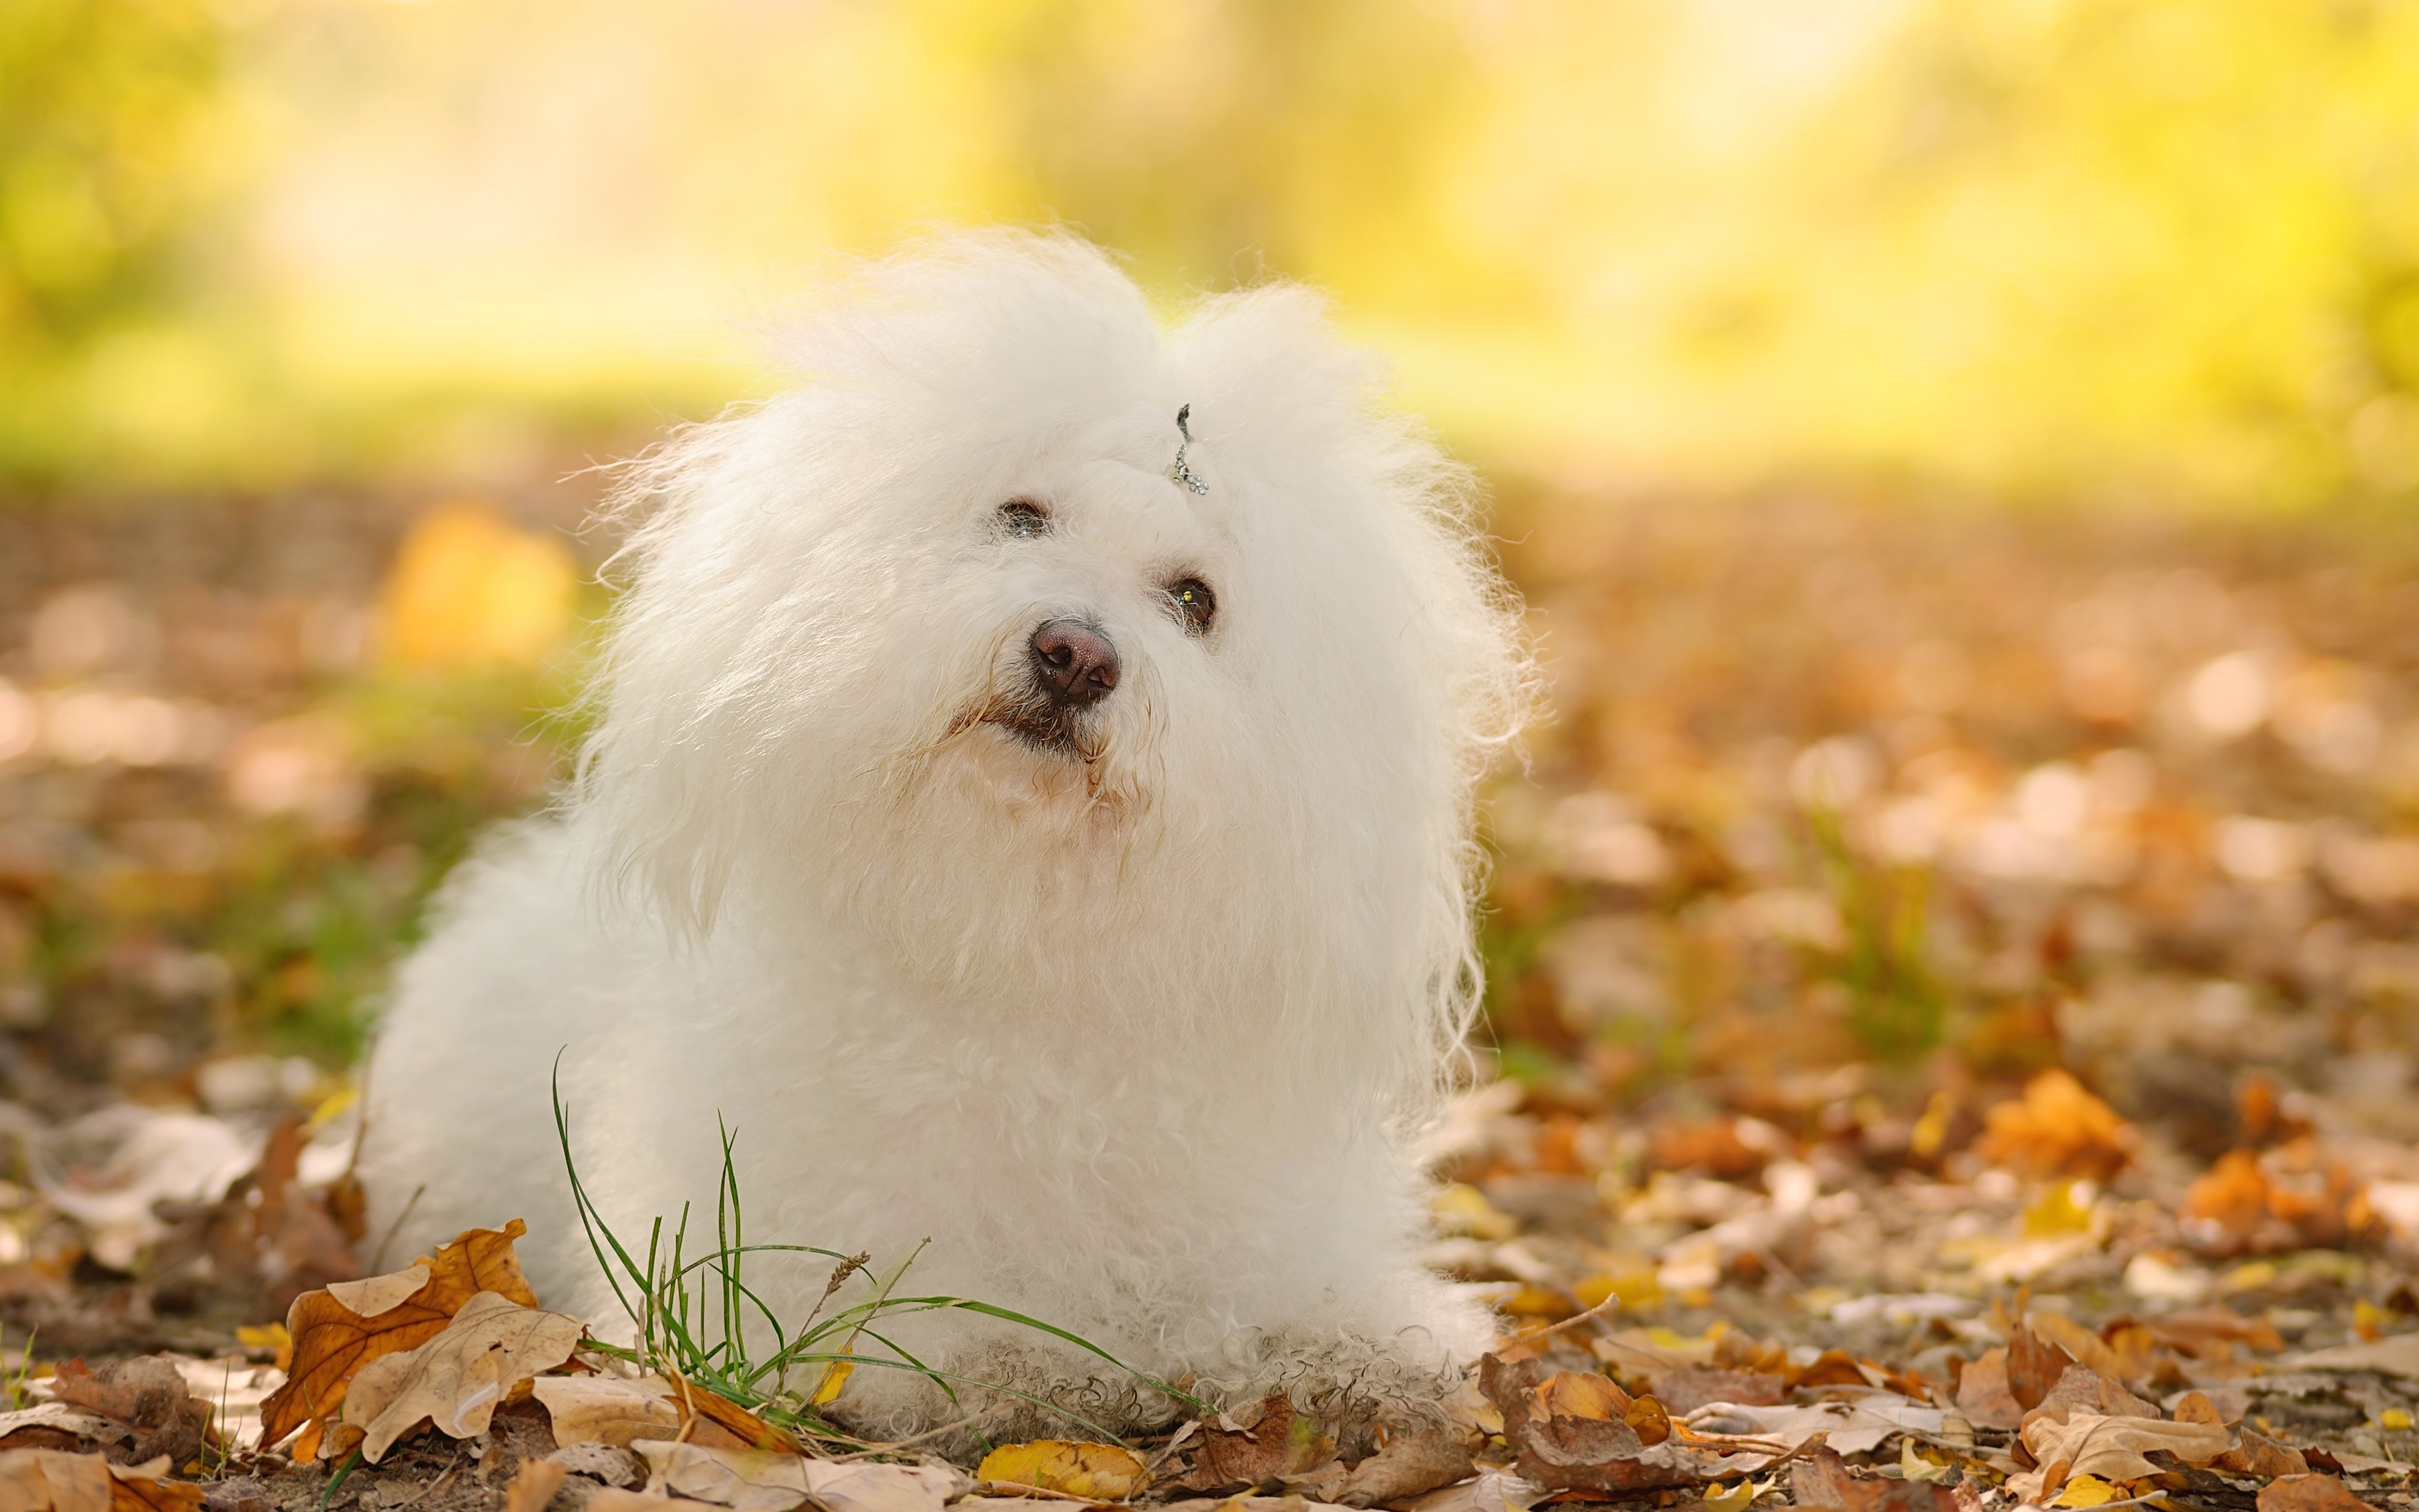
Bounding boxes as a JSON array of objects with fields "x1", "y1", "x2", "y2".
[{"x1": 13, "y1": 494, "x2": 2419, "y2": 1508}]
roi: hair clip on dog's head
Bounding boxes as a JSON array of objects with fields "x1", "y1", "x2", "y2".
[{"x1": 1169, "y1": 404, "x2": 1210, "y2": 495}]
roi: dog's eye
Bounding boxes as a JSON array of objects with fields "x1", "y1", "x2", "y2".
[
  {"x1": 996, "y1": 499, "x2": 1050, "y2": 538},
  {"x1": 1166, "y1": 578, "x2": 1216, "y2": 635}
]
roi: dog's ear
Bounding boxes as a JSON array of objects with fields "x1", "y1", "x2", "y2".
[
  {"x1": 1175, "y1": 280, "x2": 1539, "y2": 1129},
  {"x1": 572, "y1": 407, "x2": 816, "y2": 942}
]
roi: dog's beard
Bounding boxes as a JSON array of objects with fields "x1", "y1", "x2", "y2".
[
  {"x1": 958, "y1": 683, "x2": 1107, "y2": 764},
  {"x1": 801, "y1": 644, "x2": 1202, "y2": 1008},
  {"x1": 917, "y1": 627, "x2": 1155, "y2": 813}
]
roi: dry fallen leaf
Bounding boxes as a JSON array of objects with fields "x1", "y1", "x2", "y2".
[
  {"x1": 546, "y1": 1444, "x2": 645, "y2": 1490},
  {"x1": 976, "y1": 1439, "x2": 1153, "y2": 1500},
  {"x1": 1953, "y1": 1349, "x2": 2023, "y2": 1432},
  {"x1": 47, "y1": 1359, "x2": 210, "y2": 1468},
  {"x1": 325, "y1": 1265, "x2": 431, "y2": 1319},
  {"x1": 1394, "y1": 1469, "x2": 1547, "y2": 1512},
  {"x1": 2024, "y1": 1313, "x2": 2133, "y2": 1385},
  {"x1": 659, "y1": 1382, "x2": 800, "y2": 1454},
  {"x1": 103, "y1": 1461, "x2": 205, "y2": 1512},
  {"x1": 0, "y1": 1450, "x2": 113, "y2": 1512},
  {"x1": 2146, "y1": 1306, "x2": 2286, "y2": 1359},
  {"x1": 378, "y1": 500, "x2": 578, "y2": 671},
  {"x1": 143, "y1": 1114, "x2": 362, "y2": 1323},
  {"x1": 1173, "y1": 1396, "x2": 1336, "y2": 1491},
  {"x1": 531, "y1": 1375, "x2": 787, "y2": 1455},
  {"x1": 0, "y1": 1451, "x2": 205, "y2": 1512},
  {"x1": 583, "y1": 1492, "x2": 677, "y2": 1512},
  {"x1": 632, "y1": 1439, "x2": 807, "y2": 1512},
  {"x1": 257, "y1": 1220, "x2": 540, "y2": 1453},
  {"x1": 1683, "y1": 1398, "x2": 1945, "y2": 1457},
  {"x1": 2050, "y1": 1474, "x2": 2125, "y2": 1507},
  {"x1": 2182, "y1": 1146, "x2": 2381, "y2": 1256},
  {"x1": 2024, "y1": 1363, "x2": 2160, "y2": 1429},
  {"x1": 2255, "y1": 1475, "x2": 2375, "y2": 1512},
  {"x1": 2290, "y1": 1334, "x2": 2419, "y2": 1379},
  {"x1": 2009, "y1": 1409, "x2": 2233, "y2": 1500},
  {"x1": 1652, "y1": 1367, "x2": 1785, "y2": 1414},
  {"x1": 1702, "y1": 1477, "x2": 1770, "y2": 1512},
  {"x1": 2215, "y1": 1429, "x2": 2311, "y2": 1479},
  {"x1": 1790, "y1": 1446, "x2": 1959, "y2": 1512},
  {"x1": 1789, "y1": 1349, "x2": 1885, "y2": 1391},
  {"x1": 341, "y1": 1290, "x2": 584, "y2": 1461},
  {"x1": 1479, "y1": 1352, "x2": 1765, "y2": 1494},
  {"x1": 0, "y1": 1405, "x2": 127, "y2": 1457},
  {"x1": 1536, "y1": 1371, "x2": 1629, "y2": 1423},
  {"x1": 1975, "y1": 1072, "x2": 2134, "y2": 1181},
  {"x1": 1319, "y1": 1424, "x2": 1477, "y2": 1509},
  {"x1": 530, "y1": 1377, "x2": 681, "y2": 1448},
  {"x1": 798, "y1": 1460, "x2": 962, "y2": 1512},
  {"x1": 2008, "y1": 1327, "x2": 2078, "y2": 1412},
  {"x1": 503, "y1": 1459, "x2": 568, "y2": 1512}
]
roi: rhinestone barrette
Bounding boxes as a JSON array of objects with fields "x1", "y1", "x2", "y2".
[{"x1": 1169, "y1": 404, "x2": 1209, "y2": 495}]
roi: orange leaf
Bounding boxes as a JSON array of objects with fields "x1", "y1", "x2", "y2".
[
  {"x1": 256, "y1": 1221, "x2": 536, "y2": 1452},
  {"x1": 662, "y1": 1379, "x2": 801, "y2": 1454},
  {"x1": 1536, "y1": 1371, "x2": 1632, "y2": 1422},
  {"x1": 108, "y1": 1471, "x2": 203, "y2": 1512},
  {"x1": 1975, "y1": 1072, "x2": 2133, "y2": 1181},
  {"x1": 413, "y1": 1221, "x2": 542, "y2": 1313},
  {"x1": 503, "y1": 1459, "x2": 567, "y2": 1512},
  {"x1": 2256, "y1": 1474, "x2": 2366, "y2": 1512}
]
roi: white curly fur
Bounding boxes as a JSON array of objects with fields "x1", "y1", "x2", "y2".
[{"x1": 359, "y1": 232, "x2": 1532, "y2": 1440}]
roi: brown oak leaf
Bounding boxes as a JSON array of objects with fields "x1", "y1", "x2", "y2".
[
  {"x1": 2008, "y1": 1327, "x2": 2077, "y2": 1412},
  {"x1": 49, "y1": 1359, "x2": 209, "y2": 1468},
  {"x1": 2257, "y1": 1475, "x2": 2375, "y2": 1512},
  {"x1": 1793, "y1": 1446, "x2": 1960, "y2": 1512},
  {"x1": 339, "y1": 1290, "x2": 584, "y2": 1462},
  {"x1": 1477, "y1": 1353, "x2": 1757, "y2": 1494},
  {"x1": 1954, "y1": 1349, "x2": 2023, "y2": 1432},
  {"x1": 1173, "y1": 1396, "x2": 1337, "y2": 1491},
  {"x1": 256, "y1": 1220, "x2": 539, "y2": 1453}
]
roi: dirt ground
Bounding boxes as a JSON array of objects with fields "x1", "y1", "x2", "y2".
[{"x1": 3, "y1": 484, "x2": 2419, "y2": 1511}]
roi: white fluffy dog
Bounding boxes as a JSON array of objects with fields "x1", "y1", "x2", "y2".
[{"x1": 360, "y1": 234, "x2": 1530, "y2": 1438}]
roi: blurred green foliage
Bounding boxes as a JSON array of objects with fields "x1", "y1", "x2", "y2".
[
  {"x1": 10, "y1": 0, "x2": 2419, "y2": 507},
  {"x1": 0, "y1": 0, "x2": 234, "y2": 474}
]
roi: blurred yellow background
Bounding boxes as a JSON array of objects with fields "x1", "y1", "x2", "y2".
[{"x1": 13, "y1": 0, "x2": 2419, "y2": 508}]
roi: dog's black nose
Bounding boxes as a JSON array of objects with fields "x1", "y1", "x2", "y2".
[{"x1": 1029, "y1": 620, "x2": 1119, "y2": 708}]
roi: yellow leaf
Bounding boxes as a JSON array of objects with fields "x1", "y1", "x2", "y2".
[
  {"x1": 809, "y1": 1345, "x2": 853, "y2": 1408},
  {"x1": 1702, "y1": 1479, "x2": 1759, "y2": 1512},
  {"x1": 2053, "y1": 1475, "x2": 2124, "y2": 1507},
  {"x1": 2023, "y1": 1181, "x2": 2097, "y2": 1239},
  {"x1": 2382, "y1": 1409, "x2": 2412, "y2": 1432},
  {"x1": 976, "y1": 1441, "x2": 1151, "y2": 1500},
  {"x1": 377, "y1": 500, "x2": 576, "y2": 671},
  {"x1": 1574, "y1": 1270, "x2": 1661, "y2": 1311},
  {"x1": 1902, "y1": 1439, "x2": 1954, "y2": 1483},
  {"x1": 235, "y1": 1323, "x2": 292, "y2": 1373},
  {"x1": 1909, "y1": 1091, "x2": 1957, "y2": 1160},
  {"x1": 2354, "y1": 1301, "x2": 2390, "y2": 1342},
  {"x1": 1501, "y1": 1286, "x2": 1574, "y2": 1319},
  {"x1": 1432, "y1": 1184, "x2": 1518, "y2": 1242}
]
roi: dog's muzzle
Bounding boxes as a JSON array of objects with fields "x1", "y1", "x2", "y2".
[{"x1": 982, "y1": 618, "x2": 1119, "y2": 755}]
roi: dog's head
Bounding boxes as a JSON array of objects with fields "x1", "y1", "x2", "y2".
[{"x1": 581, "y1": 234, "x2": 1529, "y2": 1103}]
